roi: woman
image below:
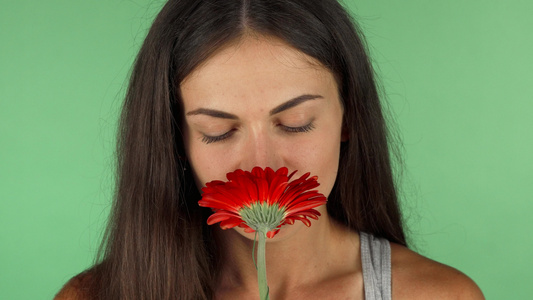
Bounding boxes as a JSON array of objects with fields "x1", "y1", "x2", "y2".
[{"x1": 56, "y1": 0, "x2": 484, "y2": 299}]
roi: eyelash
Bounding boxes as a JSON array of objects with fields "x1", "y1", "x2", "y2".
[
  {"x1": 202, "y1": 130, "x2": 234, "y2": 144},
  {"x1": 280, "y1": 122, "x2": 315, "y2": 133},
  {"x1": 201, "y1": 122, "x2": 315, "y2": 144}
]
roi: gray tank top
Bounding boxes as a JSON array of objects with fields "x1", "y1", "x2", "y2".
[{"x1": 360, "y1": 232, "x2": 392, "y2": 300}]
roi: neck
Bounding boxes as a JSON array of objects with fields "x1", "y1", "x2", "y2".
[{"x1": 214, "y1": 211, "x2": 360, "y2": 294}]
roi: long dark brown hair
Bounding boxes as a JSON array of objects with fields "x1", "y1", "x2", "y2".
[{"x1": 90, "y1": 0, "x2": 406, "y2": 299}]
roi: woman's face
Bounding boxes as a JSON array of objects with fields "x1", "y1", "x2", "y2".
[{"x1": 181, "y1": 36, "x2": 344, "y2": 229}]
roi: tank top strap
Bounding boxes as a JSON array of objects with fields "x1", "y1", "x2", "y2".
[{"x1": 360, "y1": 232, "x2": 392, "y2": 300}]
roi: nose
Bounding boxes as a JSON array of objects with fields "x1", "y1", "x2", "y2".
[{"x1": 239, "y1": 127, "x2": 283, "y2": 171}]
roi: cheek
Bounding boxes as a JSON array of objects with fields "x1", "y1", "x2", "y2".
[
  {"x1": 286, "y1": 134, "x2": 341, "y2": 198},
  {"x1": 314, "y1": 141, "x2": 341, "y2": 197},
  {"x1": 188, "y1": 145, "x2": 231, "y2": 188},
  {"x1": 183, "y1": 130, "x2": 230, "y2": 189}
]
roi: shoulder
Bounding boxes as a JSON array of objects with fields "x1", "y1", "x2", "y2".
[
  {"x1": 54, "y1": 270, "x2": 95, "y2": 300},
  {"x1": 390, "y1": 242, "x2": 485, "y2": 300}
]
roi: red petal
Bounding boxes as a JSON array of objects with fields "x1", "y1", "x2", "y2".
[
  {"x1": 276, "y1": 167, "x2": 289, "y2": 177},
  {"x1": 285, "y1": 215, "x2": 312, "y2": 227},
  {"x1": 281, "y1": 191, "x2": 325, "y2": 208},
  {"x1": 256, "y1": 176, "x2": 269, "y2": 205},
  {"x1": 242, "y1": 226, "x2": 256, "y2": 233},
  {"x1": 264, "y1": 167, "x2": 275, "y2": 183},
  {"x1": 287, "y1": 169, "x2": 297, "y2": 180},
  {"x1": 199, "y1": 198, "x2": 236, "y2": 212},
  {"x1": 266, "y1": 229, "x2": 279, "y2": 238},
  {"x1": 276, "y1": 183, "x2": 317, "y2": 207},
  {"x1": 268, "y1": 181, "x2": 288, "y2": 206},
  {"x1": 283, "y1": 218, "x2": 295, "y2": 225},
  {"x1": 200, "y1": 167, "x2": 327, "y2": 235},
  {"x1": 207, "y1": 212, "x2": 233, "y2": 225},
  {"x1": 226, "y1": 169, "x2": 246, "y2": 181},
  {"x1": 212, "y1": 185, "x2": 251, "y2": 208},
  {"x1": 231, "y1": 173, "x2": 259, "y2": 203},
  {"x1": 285, "y1": 198, "x2": 327, "y2": 213},
  {"x1": 251, "y1": 166, "x2": 265, "y2": 178},
  {"x1": 220, "y1": 217, "x2": 244, "y2": 229}
]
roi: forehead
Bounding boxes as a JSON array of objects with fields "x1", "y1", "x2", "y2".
[{"x1": 180, "y1": 36, "x2": 337, "y2": 109}]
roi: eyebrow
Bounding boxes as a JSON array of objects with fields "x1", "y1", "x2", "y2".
[
  {"x1": 186, "y1": 108, "x2": 238, "y2": 119},
  {"x1": 269, "y1": 94, "x2": 323, "y2": 115},
  {"x1": 186, "y1": 94, "x2": 323, "y2": 119}
]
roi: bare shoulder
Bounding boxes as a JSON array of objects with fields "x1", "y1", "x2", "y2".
[
  {"x1": 390, "y1": 242, "x2": 485, "y2": 300},
  {"x1": 54, "y1": 271, "x2": 94, "y2": 300}
]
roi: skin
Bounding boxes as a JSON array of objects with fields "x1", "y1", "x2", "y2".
[
  {"x1": 180, "y1": 35, "x2": 484, "y2": 299},
  {"x1": 54, "y1": 34, "x2": 484, "y2": 300},
  {"x1": 181, "y1": 34, "x2": 343, "y2": 241}
]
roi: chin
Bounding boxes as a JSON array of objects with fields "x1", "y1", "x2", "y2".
[{"x1": 230, "y1": 220, "x2": 310, "y2": 243}]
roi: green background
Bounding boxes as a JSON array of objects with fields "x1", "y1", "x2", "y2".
[{"x1": 1, "y1": 0, "x2": 531, "y2": 298}]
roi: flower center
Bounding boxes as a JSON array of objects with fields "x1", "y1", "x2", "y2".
[{"x1": 239, "y1": 203, "x2": 286, "y2": 232}]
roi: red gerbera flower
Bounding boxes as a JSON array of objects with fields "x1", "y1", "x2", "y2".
[{"x1": 199, "y1": 166, "x2": 327, "y2": 238}]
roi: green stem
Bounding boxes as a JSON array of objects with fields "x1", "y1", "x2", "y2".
[{"x1": 257, "y1": 229, "x2": 270, "y2": 300}]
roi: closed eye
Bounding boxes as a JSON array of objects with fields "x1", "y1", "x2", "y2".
[
  {"x1": 201, "y1": 123, "x2": 314, "y2": 144},
  {"x1": 280, "y1": 122, "x2": 315, "y2": 133},
  {"x1": 201, "y1": 130, "x2": 235, "y2": 144}
]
